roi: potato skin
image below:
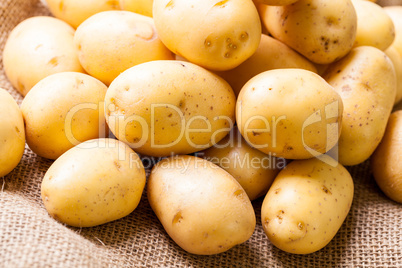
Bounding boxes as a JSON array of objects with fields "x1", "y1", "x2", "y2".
[
  {"x1": 41, "y1": 138, "x2": 146, "y2": 227},
  {"x1": 45, "y1": 0, "x2": 120, "y2": 28},
  {"x1": 352, "y1": 0, "x2": 395, "y2": 51},
  {"x1": 148, "y1": 155, "x2": 256, "y2": 255},
  {"x1": 21, "y1": 72, "x2": 108, "y2": 160},
  {"x1": 260, "y1": 0, "x2": 357, "y2": 64},
  {"x1": 153, "y1": 0, "x2": 261, "y2": 71},
  {"x1": 105, "y1": 60, "x2": 236, "y2": 157},
  {"x1": 371, "y1": 111, "x2": 402, "y2": 203},
  {"x1": 0, "y1": 89, "x2": 25, "y2": 177},
  {"x1": 323, "y1": 46, "x2": 397, "y2": 166},
  {"x1": 2, "y1": 16, "x2": 84, "y2": 96},
  {"x1": 215, "y1": 34, "x2": 317, "y2": 97},
  {"x1": 261, "y1": 158, "x2": 354, "y2": 254},
  {"x1": 256, "y1": 0, "x2": 299, "y2": 5},
  {"x1": 201, "y1": 128, "x2": 282, "y2": 201},
  {"x1": 74, "y1": 11, "x2": 174, "y2": 85},
  {"x1": 236, "y1": 68, "x2": 343, "y2": 159},
  {"x1": 385, "y1": 45, "x2": 402, "y2": 105}
]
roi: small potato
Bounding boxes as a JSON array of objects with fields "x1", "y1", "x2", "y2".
[
  {"x1": 74, "y1": 11, "x2": 174, "y2": 85},
  {"x1": 0, "y1": 89, "x2": 25, "y2": 177},
  {"x1": 236, "y1": 69, "x2": 343, "y2": 160},
  {"x1": 44, "y1": 0, "x2": 120, "y2": 28},
  {"x1": 323, "y1": 46, "x2": 396, "y2": 166},
  {"x1": 215, "y1": 34, "x2": 317, "y2": 97},
  {"x1": 352, "y1": 0, "x2": 395, "y2": 51},
  {"x1": 21, "y1": 72, "x2": 108, "y2": 160},
  {"x1": 260, "y1": 0, "x2": 357, "y2": 64},
  {"x1": 120, "y1": 0, "x2": 153, "y2": 17},
  {"x1": 2, "y1": 16, "x2": 84, "y2": 96},
  {"x1": 385, "y1": 45, "x2": 402, "y2": 105},
  {"x1": 41, "y1": 138, "x2": 146, "y2": 227},
  {"x1": 153, "y1": 0, "x2": 261, "y2": 71},
  {"x1": 148, "y1": 155, "x2": 256, "y2": 255},
  {"x1": 105, "y1": 60, "x2": 236, "y2": 157},
  {"x1": 201, "y1": 128, "x2": 284, "y2": 201},
  {"x1": 371, "y1": 111, "x2": 402, "y2": 203},
  {"x1": 261, "y1": 157, "x2": 354, "y2": 254}
]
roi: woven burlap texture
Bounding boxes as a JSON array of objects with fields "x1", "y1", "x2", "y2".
[{"x1": 0, "y1": 1, "x2": 401, "y2": 267}]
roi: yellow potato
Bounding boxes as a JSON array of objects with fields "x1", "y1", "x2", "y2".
[
  {"x1": 44, "y1": 0, "x2": 120, "y2": 28},
  {"x1": 201, "y1": 128, "x2": 284, "y2": 201},
  {"x1": 255, "y1": 0, "x2": 299, "y2": 5},
  {"x1": 74, "y1": 11, "x2": 174, "y2": 85},
  {"x1": 260, "y1": 0, "x2": 357, "y2": 64},
  {"x1": 236, "y1": 68, "x2": 343, "y2": 160},
  {"x1": 153, "y1": 0, "x2": 261, "y2": 71},
  {"x1": 352, "y1": 0, "x2": 395, "y2": 50},
  {"x1": 0, "y1": 89, "x2": 25, "y2": 177},
  {"x1": 148, "y1": 155, "x2": 256, "y2": 255},
  {"x1": 41, "y1": 138, "x2": 146, "y2": 227},
  {"x1": 2, "y1": 16, "x2": 84, "y2": 96},
  {"x1": 323, "y1": 46, "x2": 396, "y2": 166},
  {"x1": 105, "y1": 60, "x2": 236, "y2": 157},
  {"x1": 261, "y1": 157, "x2": 354, "y2": 254},
  {"x1": 21, "y1": 72, "x2": 108, "y2": 160},
  {"x1": 385, "y1": 45, "x2": 402, "y2": 105},
  {"x1": 384, "y1": 6, "x2": 402, "y2": 56},
  {"x1": 371, "y1": 111, "x2": 402, "y2": 203},
  {"x1": 215, "y1": 34, "x2": 317, "y2": 97},
  {"x1": 120, "y1": 0, "x2": 153, "y2": 17}
]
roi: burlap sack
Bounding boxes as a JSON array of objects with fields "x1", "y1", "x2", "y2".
[{"x1": 0, "y1": 1, "x2": 401, "y2": 267}]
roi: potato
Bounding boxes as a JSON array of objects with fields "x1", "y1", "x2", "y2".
[
  {"x1": 148, "y1": 155, "x2": 256, "y2": 255},
  {"x1": 385, "y1": 45, "x2": 402, "y2": 105},
  {"x1": 2, "y1": 16, "x2": 84, "y2": 96},
  {"x1": 260, "y1": 0, "x2": 357, "y2": 64},
  {"x1": 215, "y1": 34, "x2": 317, "y2": 97},
  {"x1": 255, "y1": 0, "x2": 299, "y2": 5},
  {"x1": 201, "y1": 128, "x2": 284, "y2": 201},
  {"x1": 44, "y1": 0, "x2": 120, "y2": 29},
  {"x1": 352, "y1": 0, "x2": 395, "y2": 51},
  {"x1": 120, "y1": 0, "x2": 153, "y2": 17},
  {"x1": 21, "y1": 72, "x2": 108, "y2": 160},
  {"x1": 41, "y1": 138, "x2": 146, "y2": 227},
  {"x1": 384, "y1": 6, "x2": 402, "y2": 56},
  {"x1": 261, "y1": 157, "x2": 354, "y2": 254},
  {"x1": 153, "y1": 0, "x2": 261, "y2": 71},
  {"x1": 236, "y1": 68, "x2": 343, "y2": 160},
  {"x1": 0, "y1": 89, "x2": 25, "y2": 177},
  {"x1": 74, "y1": 11, "x2": 174, "y2": 85},
  {"x1": 371, "y1": 111, "x2": 402, "y2": 203},
  {"x1": 323, "y1": 46, "x2": 397, "y2": 166},
  {"x1": 105, "y1": 60, "x2": 236, "y2": 157}
]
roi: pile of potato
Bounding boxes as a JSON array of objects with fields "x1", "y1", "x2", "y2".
[{"x1": 1, "y1": 0, "x2": 401, "y2": 255}]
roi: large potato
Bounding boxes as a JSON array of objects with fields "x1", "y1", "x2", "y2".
[
  {"x1": 323, "y1": 46, "x2": 396, "y2": 166},
  {"x1": 2, "y1": 16, "x2": 84, "y2": 96},
  {"x1": 260, "y1": 0, "x2": 357, "y2": 64},
  {"x1": 44, "y1": 0, "x2": 120, "y2": 28},
  {"x1": 153, "y1": 0, "x2": 261, "y2": 71},
  {"x1": 261, "y1": 157, "x2": 354, "y2": 254},
  {"x1": 21, "y1": 72, "x2": 108, "y2": 160},
  {"x1": 120, "y1": 0, "x2": 153, "y2": 17},
  {"x1": 74, "y1": 11, "x2": 174, "y2": 85},
  {"x1": 215, "y1": 34, "x2": 317, "y2": 97},
  {"x1": 236, "y1": 69, "x2": 343, "y2": 160},
  {"x1": 41, "y1": 138, "x2": 146, "y2": 227},
  {"x1": 371, "y1": 111, "x2": 402, "y2": 203},
  {"x1": 201, "y1": 128, "x2": 283, "y2": 201},
  {"x1": 384, "y1": 6, "x2": 402, "y2": 56},
  {"x1": 352, "y1": 0, "x2": 395, "y2": 51},
  {"x1": 0, "y1": 89, "x2": 25, "y2": 177},
  {"x1": 105, "y1": 60, "x2": 236, "y2": 157},
  {"x1": 148, "y1": 155, "x2": 256, "y2": 255}
]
